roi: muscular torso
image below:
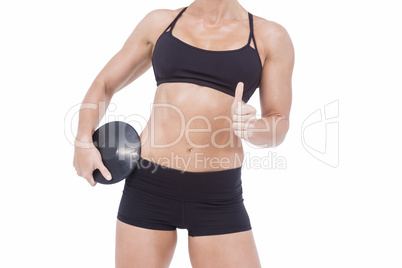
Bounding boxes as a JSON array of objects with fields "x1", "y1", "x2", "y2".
[
  {"x1": 140, "y1": 83, "x2": 244, "y2": 172},
  {"x1": 138, "y1": 8, "x2": 266, "y2": 171}
]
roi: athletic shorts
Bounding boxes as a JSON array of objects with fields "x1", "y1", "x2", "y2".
[{"x1": 117, "y1": 157, "x2": 252, "y2": 237}]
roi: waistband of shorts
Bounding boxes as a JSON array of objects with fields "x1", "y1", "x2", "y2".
[{"x1": 125, "y1": 157, "x2": 243, "y2": 201}]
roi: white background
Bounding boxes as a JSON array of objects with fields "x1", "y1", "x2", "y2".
[{"x1": 1, "y1": 0, "x2": 401, "y2": 267}]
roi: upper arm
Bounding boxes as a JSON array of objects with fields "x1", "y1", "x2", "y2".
[
  {"x1": 93, "y1": 9, "x2": 172, "y2": 95},
  {"x1": 257, "y1": 20, "x2": 294, "y2": 124}
]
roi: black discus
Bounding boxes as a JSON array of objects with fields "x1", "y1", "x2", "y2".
[{"x1": 92, "y1": 121, "x2": 141, "y2": 184}]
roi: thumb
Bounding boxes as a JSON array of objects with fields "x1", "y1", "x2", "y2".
[
  {"x1": 234, "y1": 82, "x2": 244, "y2": 104},
  {"x1": 97, "y1": 161, "x2": 112, "y2": 181}
]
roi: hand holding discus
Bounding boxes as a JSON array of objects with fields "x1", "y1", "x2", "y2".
[{"x1": 91, "y1": 121, "x2": 141, "y2": 184}]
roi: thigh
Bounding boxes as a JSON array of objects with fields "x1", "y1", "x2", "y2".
[
  {"x1": 115, "y1": 219, "x2": 177, "y2": 268},
  {"x1": 188, "y1": 230, "x2": 261, "y2": 268}
]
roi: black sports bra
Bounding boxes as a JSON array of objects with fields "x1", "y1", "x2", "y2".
[{"x1": 152, "y1": 7, "x2": 262, "y2": 103}]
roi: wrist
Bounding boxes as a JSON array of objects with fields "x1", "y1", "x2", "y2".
[{"x1": 74, "y1": 135, "x2": 94, "y2": 148}]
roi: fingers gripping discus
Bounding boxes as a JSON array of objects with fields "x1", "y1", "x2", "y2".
[{"x1": 92, "y1": 121, "x2": 141, "y2": 184}]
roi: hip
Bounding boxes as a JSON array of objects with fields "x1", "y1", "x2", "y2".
[{"x1": 125, "y1": 157, "x2": 244, "y2": 202}]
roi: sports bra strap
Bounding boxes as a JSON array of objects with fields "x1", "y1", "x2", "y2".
[
  {"x1": 247, "y1": 12, "x2": 258, "y2": 51},
  {"x1": 164, "y1": 6, "x2": 189, "y2": 32}
]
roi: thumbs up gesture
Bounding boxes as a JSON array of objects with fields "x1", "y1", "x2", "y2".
[{"x1": 231, "y1": 82, "x2": 257, "y2": 139}]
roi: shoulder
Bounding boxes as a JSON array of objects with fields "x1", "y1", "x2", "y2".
[
  {"x1": 137, "y1": 8, "x2": 186, "y2": 44},
  {"x1": 252, "y1": 15, "x2": 294, "y2": 62},
  {"x1": 140, "y1": 7, "x2": 185, "y2": 29},
  {"x1": 143, "y1": 8, "x2": 178, "y2": 22}
]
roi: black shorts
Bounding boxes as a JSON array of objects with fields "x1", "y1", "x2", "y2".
[{"x1": 117, "y1": 157, "x2": 252, "y2": 237}]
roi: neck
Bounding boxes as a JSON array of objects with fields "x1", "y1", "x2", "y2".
[{"x1": 188, "y1": 0, "x2": 244, "y2": 21}]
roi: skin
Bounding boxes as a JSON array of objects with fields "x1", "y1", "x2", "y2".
[{"x1": 73, "y1": 0, "x2": 294, "y2": 267}]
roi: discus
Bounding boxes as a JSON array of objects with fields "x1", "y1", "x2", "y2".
[{"x1": 92, "y1": 121, "x2": 141, "y2": 184}]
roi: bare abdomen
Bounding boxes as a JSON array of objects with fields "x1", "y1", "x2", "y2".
[{"x1": 139, "y1": 83, "x2": 244, "y2": 172}]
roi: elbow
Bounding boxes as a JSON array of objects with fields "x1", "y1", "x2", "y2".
[
  {"x1": 273, "y1": 128, "x2": 288, "y2": 147},
  {"x1": 102, "y1": 80, "x2": 114, "y2": 99},
  {"x1": 274, "y1": 118, "x2": 289, "y2": 147},
  {"x1": 92, "y1": 78, "x2": 114, "y2": 100}
]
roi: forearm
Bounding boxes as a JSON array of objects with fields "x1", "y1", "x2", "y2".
[
  {"x1": 247, "y1": 114, "x2": 289, "y2": 148},
  {"x1": 75, "y1": 79, "x2": 113, "y2": 146}
]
